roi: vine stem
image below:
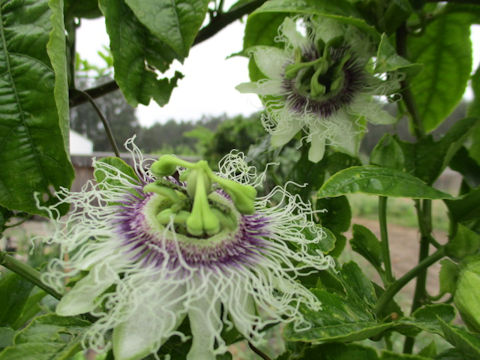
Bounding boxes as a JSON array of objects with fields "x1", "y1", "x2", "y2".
[
  {"x1": 396, "y1": 23, "x2": 425, "y2": 140},
  {"x1": 0, "y1": 251, "x2": 62, "y2": 300},
  {"x1": 248, "y1": 341, "x2": 272, "y2": 360},
  {"x1": 404, "y1": 199, "x2": 433, "y2": 353},
  {"x1": 374, "y1": 246, "x2": 445, "y2": 317},
  {"x1": 379, "y1": 196, "x2": 394, "y2": 284},
  {"x1": 70, "y1": 89, "x2": 121, "y2": 157}
]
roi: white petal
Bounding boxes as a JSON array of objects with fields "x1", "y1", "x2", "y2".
[
  {"x1": 56, "y1": 263, "x2": 118, "y2": 316},
  {"x1": 350, "y1": 97, "x2": 397, "y2": 125},
  {"x1": 186, "y1": 296, "x2": 223, "y2": 360},
  {"x1": 113, "y1": 285, "x2": 186, "y2": 360},
  {"x1": 308, "y1": 135, "x2": 326, "y2": 163},
  {"x1": 329, "y1": 113, "x2": 365, "y2": 155},
  {"x1": 236, "y1": 79, "x2": 284, "y2": 96},
  {"x1": 251, "y1": 46, "x2": 290, "y2": 80},
  {"x1": 270, "y1": 112, "x2": 303, "y2": 148},
  {"x1": 279, "y1": 17, "x2": 309, "y2": 49}
]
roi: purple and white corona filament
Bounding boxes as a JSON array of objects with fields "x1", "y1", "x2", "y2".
[
  {"x1": 41, "y1": 139, "x2": 333, "y2": 360},
  {"x1": 237, "y1": 16, "x2": 402, "y2": 162}
]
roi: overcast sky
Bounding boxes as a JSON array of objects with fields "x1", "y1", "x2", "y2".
[{"x1": 76, "y1": 12, "x2": 480, "y2": 127}]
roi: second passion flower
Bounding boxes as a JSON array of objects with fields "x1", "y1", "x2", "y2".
[
  {"x1": 237, "y1": 16, "x2": 402, "y2": 162},
  {"x1": 41, "y1": 139, "x2": 334, "y2": 360}
]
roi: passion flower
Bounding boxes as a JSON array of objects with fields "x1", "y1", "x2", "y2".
[
  {"x1": 237, "y1": 17, "x2": 401, "y2": 162},
  {"x1": 41, "y1": 139, "x2": 333, "y2": 360}
]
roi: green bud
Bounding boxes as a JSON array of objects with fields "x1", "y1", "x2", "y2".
[
  {"x1": 454, "y1": 255, "x2": 480, "y2": 332},
  {"x1": 151, "y1": 155, "x2": 180, "y2": 177}
]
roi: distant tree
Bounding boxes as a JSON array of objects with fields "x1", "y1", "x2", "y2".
[{"x1": 70, "y1": 77, "x2": 141, "y2": 152}]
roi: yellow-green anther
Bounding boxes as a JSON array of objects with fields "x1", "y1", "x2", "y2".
[
  {"x1": 157, "y1": 208, "x2": 175, "y2": 225},
  {"x1": 212, "y1": 176, "x2": 257, "y2": 215},
  {"x1": 330, "y1": 76, "x2": 344, "y2": 93},
  {"x1": 310, "y1": 67, "x2": 327, "y2": 98},
  {"x1": 211, "y1": 208, "x2": 236, "y2": 231},
  {"x1": 151, "y1": 155, "x2": 180, "y2": 177},
  {"x1": 143, "y1": 183, "x2": 180, "y2": 203}
]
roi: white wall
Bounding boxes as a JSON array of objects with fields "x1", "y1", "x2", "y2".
[{"x1": 70, "y1": 130, "x2": 93, "y2": 155}]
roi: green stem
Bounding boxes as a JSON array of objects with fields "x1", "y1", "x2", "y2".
[
  {"x1": 374, "y1": 246, "x2": 445, "y2": 317},
  {"x1": 403, "y1": 199, "x2": 433, "y2": 353},
  {"x1": 396, "y1": 23, "x2": 425, "y2": 139},
  {"x1": 0, "y1": 251, "x2": 62, "y2": 300},
  {"x1": 379, "y1": 196, "x2": 394, "y2": 285}
]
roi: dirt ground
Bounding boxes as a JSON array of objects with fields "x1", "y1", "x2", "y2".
[{"x1": 347, "y1": 218, "x2": 446, "y2": 305}]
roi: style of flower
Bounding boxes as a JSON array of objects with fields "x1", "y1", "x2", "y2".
[
  {"x1": 237, "y1": 16, "x2": 401, "y2": 162},
  {"x1": 41, "y1": 139, "x2": 333, "y2": 360}
]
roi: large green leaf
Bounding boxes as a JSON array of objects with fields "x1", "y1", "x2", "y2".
[
  {"x1": 317, "y1": 166, "x2": 453, "y2": 199},
  {"x1": 0, "y1": 273, "x2": 34, "y2": 328},
  {"x1": 304, "y1": 343, "x2": 379, "y2": 360},
  {"x1": 439, "y1": 320, "x2": 480, "y2": 360},
  {"x1": 399, "y1": 117, "x2": 480, "y2": 185},
  {"x1": 0, "y1": 314, "x2": 89, "y2": 360},
  {"x1": 47, "y1": 0, "x2": 69, "y2": 153},
  {"x1": 247, "y1": 0, "x2": 378, "y2": 38},
  {"x1": 99, "y1": 0, "x2": 184, "y2": 106},
  {"x1": 445, "y1": 187, "x2": 480, "y2": 223},
  {"x1": 351, "y1": 224, "x2": 383, "y2": 269},
  {"x1": 0, "y1": 0, "x2": 74, "y2": 216},
  {"x1": 408, "y1": 12, "x2": 472, "y2": 132},
  {"x1": 125, "y1": 0, "x2": 209, "y2": 59},
  {"x1": 284, "y1": 262, "x2": 386, "y2": 343}
]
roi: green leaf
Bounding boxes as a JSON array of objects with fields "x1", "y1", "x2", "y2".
[
  {"x1": 285, "y1": 262, "x2": 385, "y2": 343},
  {"x1": 247, "y1": 0, "x2": 379, "y2": 38},
  {"x1": 0, "y1": 273, "x2": 34, "y2": 328},
  {"x1": 0, "y1": 0, "x2": 74, "y2": 216},
  {"x1": 436, "y1": 349, "x2": 468, "y2": 360},
  {"x1": 284, "y1": 288, "x2": 391, "y2": 343},
  {"x1": 64, "y1": 0, "x2": 102, "y2": 19},
  {"x1": 399, "y1": 117, "x2": 480, "y2": 185},
  {"x1": 124, "y1": 0, "x2": 209, "y2": 59},
  {"x1": 408, "y1": 12, "x2": 472, "y2": 132},
  {"x1": 0, "y1": 327, "x2": 14, "y2": 349},
  {"x1": 449, "y1": 147, "x2": 480, "y2": 189},
  {"x1": 440, "y1": 320, "x2": 480, "y2": 360},
  {"x1": 317, "y1": 166, "x2": 453, "y2": 199},
  {"x1": 370, "y1": 134, "x2": 405, "y2": 171},
  {"x1": 316, "y1": 196, "x2": 351, "y2": 234},
  {"x1": 439, "y1": 259, "x2": 459, "y2": 295},
  {"x1": 304, "y1": 343, "x2": 379, "y2": 360},
  {"x1": 469, "y1": 67, "x2": 480, "y2": 118},
  {"x1": 288, "y1": 145, "x2": 326, "y2": 200},
  {"x1": 94, "y1": 157, "x2": 140, "y2": 186},
  {"x1": 380, "y1": 351, "x2": 431, "y2": 360},
  {"x1": 47, "y1": 0, "x2": 70, "y2": 154},
  {"x1": 410, "y1": 304, "x2": 456, "y2": 335},
  {"x1": 418, "y1": 340, "x2": 437, "y2": 358},
  {"x1": 329, "y1": 233, "x2": 347, "y2": 258},
  {"x1": 375, "y1": 34, "x2": 421, "y2": 75},
  {"x1": 99, "y1": 0, "x2": 184, "y2": 106},
  {"x1": 351, "y1": 224, "x2": 383, "y2": 268},
  {"x1": 445, "y1": 187, "x2": 480, "y2": 223},
  {"x1": 446, "y1": 224, "x2": 480, "y2": 259},
  {"x1": 0, "y1": 314, "x2": 89, "y2": 360}
]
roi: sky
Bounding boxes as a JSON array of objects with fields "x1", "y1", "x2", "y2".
[{"x1": 76, "y1": 11, "x2": 480, "y2": 128}]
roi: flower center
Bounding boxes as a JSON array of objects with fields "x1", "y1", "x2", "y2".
[
  {"x1": 283, "y1": 36, "x2": 365, "y2": 117},
  {"x1": 143, "y1": 155, "x2": 257, "y2": 238}
]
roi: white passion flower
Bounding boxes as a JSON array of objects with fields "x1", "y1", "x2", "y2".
[
  {"x1": 40, "y1": 139, "x2": 334, "y2": 360},
  {"x1": 237, "y1": 16, "x2": 401, "y2": 162}
]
